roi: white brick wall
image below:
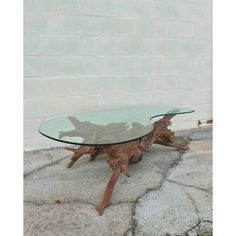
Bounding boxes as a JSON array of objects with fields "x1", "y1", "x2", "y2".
[{"x1": 24, "y1": 0, "x2": 212, "y2": 150}]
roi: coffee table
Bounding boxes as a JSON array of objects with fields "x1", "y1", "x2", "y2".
[{"x1": 39, "y1": 107, "x2": 194, "y2": 215}]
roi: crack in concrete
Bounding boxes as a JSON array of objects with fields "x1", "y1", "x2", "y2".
[
  {"x1": 165, "y1": 179, "x2": 211, "y2": 193},
  {"x1": 23, "y1": 152, "x2": 176, "y2": 215},
  {"x1": 25, "y1": 146, "x2": 67, "y2": 154},
  {"x1": 124, "y1": 202, "x2": 138, "y2": 236},
  {"x1": 185, "y1": 219, "x2": 213, "y2": 236},
  {"x1": 24, "y1": 130, "x2": 212, "y2": 235},
  {"x1": 24, "y1": 199, "x2": 97, "y2": 208},
  {"x1": 23, "y1": 149, "x2": 182, "y2": 234},
  {"x1": 24, "y1": 197, "x2": 139, "y2": 210},
  {"x1": 185, "y1": 219, "x2": 202, "y2": 235},
  {"x1": 24, "y1": 155, "x2": 69, "y2": 178},
  {"x1": 24, "y1": 149, "x2": 179, "y2": 208},
  {"x1": 180, "y1": 154, "x2": 212, "y2": 160},
  {"x1": 123, "y1": 144, "x2": 213, "y2": 236},
  {"x1": 25, "y1": 138, "x2": 212, "y2": 235},
  {"x1": 124, "y1": 150, "x2": 184, "y2": 236},
  {"x1": 202, "y1": 220, "x2": 212, "y2": 224},
  {"x1": 182, "y1": 186, "x2": 200, "y2": 216}
]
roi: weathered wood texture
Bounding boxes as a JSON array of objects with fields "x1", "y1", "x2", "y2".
[{"x1": 65, "y1": 114, "x2": 189, "y2": 215}]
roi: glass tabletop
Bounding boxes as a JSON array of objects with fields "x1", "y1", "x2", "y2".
[{"x1": 39, "y1": 107, "x2": 194, "y2": 146}]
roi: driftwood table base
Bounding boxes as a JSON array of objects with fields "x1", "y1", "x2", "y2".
[{"x1": 65, "y1": 114, "x2": 189, "y2": 215}]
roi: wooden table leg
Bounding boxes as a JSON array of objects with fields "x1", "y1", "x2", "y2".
[
  {"x1": 65, "y1": 146, "x2": 96, "y2": 168},
  {"x1": 140, "y1": 113, "x2": 190, "y2": 151},
  {"x1": 95, "y1": 143, "x2": 140, "y2": 215},
  {"x1": 96, "y1": 167, "x2": 121, "y2": 215},
  {"x1": 64, "y1": 115, "x2": 191, "y2": 216}
]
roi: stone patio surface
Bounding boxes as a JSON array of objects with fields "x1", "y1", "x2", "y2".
[{"x1": 24, "y1": 128, "x2": 212, "y2": 236}]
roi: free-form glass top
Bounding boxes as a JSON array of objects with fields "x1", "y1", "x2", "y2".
[{"x1": 39, "y1": 107, "x2": 194, "y2": 146}]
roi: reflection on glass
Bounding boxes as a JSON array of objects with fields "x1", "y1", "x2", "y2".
[{"x1": 39, "y1": 107, "x2": 194, "y2": 145}]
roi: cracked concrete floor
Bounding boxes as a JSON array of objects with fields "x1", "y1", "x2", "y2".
[{"x1": 24, "y1": 128, "x2": 212, "y2": 236}]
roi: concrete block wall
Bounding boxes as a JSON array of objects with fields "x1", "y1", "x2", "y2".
[{"x1": 24, "y1": 0, "x2": 212, "y2": 150}]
